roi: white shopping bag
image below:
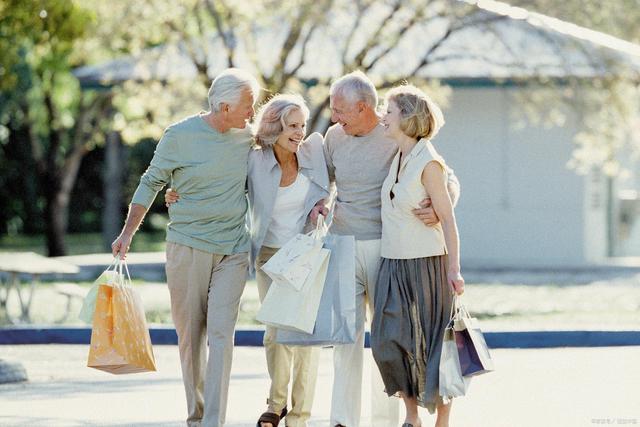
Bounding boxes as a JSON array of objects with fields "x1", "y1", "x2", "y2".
[
  {"x1": 78, "y1": 257, "x2": 124, "y2": 324},
  {"x1": 276, "y1": 234, "x2": 356, "y2": 346},
  {"x1": 261, "y1": 215, "x2": 326, "y2": 291},
  {"x1": 439, "y1": 325, "x2": 471, "y2": 404},
  {"x1": 256, "y1": 245, "x2": 331, "y2": 333}
]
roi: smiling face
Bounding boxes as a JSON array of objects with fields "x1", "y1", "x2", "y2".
[
  {"x1": 274, "y1": 108, "x2": 307, "y2": 154},
  {"x1": 381, "y1": 99, "x2": 404, "y2": 140},
  {"x1": 329, "y1": 95, "x2": 366, "y2": 136},
  {"x1": 224, "y1": 88, "x2": 256, "y2": 129}
]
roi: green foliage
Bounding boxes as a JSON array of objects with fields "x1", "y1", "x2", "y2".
[
  {"x1": 0, "y1": 0, "x2": 93, "y2": 91},
  {"x1": 0, "y1": 0, "x2": 107, "y2": 252},
  {"x1": 514, "y1": 0, "x2": 640, "y2": 44},
  {"x1": 1, "y1": 0, "x2": 640, "y2": 253}
]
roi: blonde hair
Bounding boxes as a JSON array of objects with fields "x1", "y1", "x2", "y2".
[
  {"x1": 254, "y1": 94, "x2": 310, "y2": 148},
  {"x1": 385, "y1": 85, "x2": 444, "y2": 140}
]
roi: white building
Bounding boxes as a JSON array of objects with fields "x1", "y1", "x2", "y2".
[
  {"x1": 436, "y1": 85, "x2": 613, "y2": 267},
  {"x1": 75, "y1": 0, "x2": 640, "y2": 267}
]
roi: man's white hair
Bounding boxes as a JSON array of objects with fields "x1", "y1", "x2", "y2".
[
  {"x1": 208, "y1": 68, "x2": 260, "y2": 112},
  {"x1": 329, "y1": 70, "x2": 378, "y2": 109}
]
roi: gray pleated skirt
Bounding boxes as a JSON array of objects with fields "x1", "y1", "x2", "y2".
[{"x1": 371, "y1": 255, "x2": 454, "y2": 414}]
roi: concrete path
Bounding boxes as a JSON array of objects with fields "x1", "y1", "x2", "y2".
[{"x1": 1, "y1": 345, "x2": 638, "y2": 427}]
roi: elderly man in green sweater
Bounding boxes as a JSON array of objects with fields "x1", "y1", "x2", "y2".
[{"x1": 111, "y1": 68, "x2": 259, "y2": 427}]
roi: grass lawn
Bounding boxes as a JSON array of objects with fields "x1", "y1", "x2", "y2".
[{"x1": 0, "y1": 232, "x2": 167, "y2": 256}]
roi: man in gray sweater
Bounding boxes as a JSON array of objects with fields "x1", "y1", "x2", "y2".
[{"x1": 312, "y1": 71, "x2": 459, "y2": 427}]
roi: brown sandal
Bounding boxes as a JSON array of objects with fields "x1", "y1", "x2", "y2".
[{"x1": 257, "y1": 407, "x2": 288, "y2": 427}]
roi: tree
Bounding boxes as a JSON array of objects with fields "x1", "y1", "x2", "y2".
[
  {"x1": 508, "y1": 0, "x2": 640, "y2": 175},
  {"x1": 3, "y1": 0, "x2": 639, "y2": 255},
  {"x1": 110, "y1": 0, "x2": 640, "y2": 173},
  {"x1": 0, "y1": 1, "x2": 111, "y2": 256},
  {"x1": 109, "y1": 0, "x2": 503, "y2": 141}
]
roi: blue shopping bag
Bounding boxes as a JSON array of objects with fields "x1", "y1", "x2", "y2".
[{"x1": 276, "y1": 234, "x2": 356, "y2": 346}]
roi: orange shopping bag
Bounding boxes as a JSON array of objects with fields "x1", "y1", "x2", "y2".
[{"x1": 87, "y1": 258, "x2": 156, "y2": 374}]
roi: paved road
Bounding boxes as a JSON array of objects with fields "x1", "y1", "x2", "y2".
[{"x1": 1, "y1": 345, "x2": 638, "y2": 427}]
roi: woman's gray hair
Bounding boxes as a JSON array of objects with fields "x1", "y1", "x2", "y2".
[
  {"x1": 208, "y1": 68, "x2": 261, "y2": 112},
  {"x1": 329, "y1": 70, "x2": 378, "y2": 109},
  {"x1": 254, "y1": 94, "x2": 310, "y2": 148}
]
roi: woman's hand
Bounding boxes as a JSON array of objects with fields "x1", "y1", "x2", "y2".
[
  {"x1": 309, "y1": 200, "x2": 328, "y2": 225},
  {"x1": 448, "y1": 268, "x2": 465, "y2": 296},
  {"x1": 165, "y1": 188, "x2": 180, "y2": 207}
]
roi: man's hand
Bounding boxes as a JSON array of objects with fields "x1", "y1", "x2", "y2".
[
  {"x1": 111, "y1": 233, "x2": 133, "y2": 260},
  {"x1": 309, "y1": 201, "x2": 329, "y2": 225},
  {"x1": 412, "y1": 197, "x2": 440, "y2": 226}
]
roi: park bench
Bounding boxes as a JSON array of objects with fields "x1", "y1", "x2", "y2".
[
  {"x1": 0, "y1": 252, "x2": 79, "y2": 324},
  {"x1": 53, "y1": 282, "x2": 87, "y2": 322}
]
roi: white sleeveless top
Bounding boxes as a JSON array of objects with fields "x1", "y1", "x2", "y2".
[
  {"x1": 380, "y1": 140, "x2": 448, "y2": 259},
  {"x1": 263, "y1": 172, "x2": 311, "y2": 248}
]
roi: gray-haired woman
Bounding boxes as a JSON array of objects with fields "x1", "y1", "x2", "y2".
[
  {"x1": 166, "y1": 94, "x2": 330, "y2": 427},
  {"x1": 371, "y1": 85, "x2": 465, "y2": 427}
]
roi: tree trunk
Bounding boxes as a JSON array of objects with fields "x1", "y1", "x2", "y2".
[
  {"x1": 102, "y1": 131, "x2": 124, "y2": 250},
  {"x1": 43, "y1": 174, "x2": 66, "y2": 257},
  {"x1": 309, "y1": 95, "x2": 331, "y2": 133},
  {"x1": 42, "y1": 136, "x2": 88, "y2": 257}
]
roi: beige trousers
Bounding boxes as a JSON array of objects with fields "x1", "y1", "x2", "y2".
[
  {"x1": 330, "y1": 239, "x2": 399, "y2": 427},
  {"x1": 165, "y1": 242, "x2": 249, "y2": 427},
  {"x1": 256, "y1": 246, "x2": 320, "y2": 427}
]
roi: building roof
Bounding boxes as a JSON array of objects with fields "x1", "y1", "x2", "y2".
[{"x1": 74, "y1": 0, "x2": 640, "y2": 87}]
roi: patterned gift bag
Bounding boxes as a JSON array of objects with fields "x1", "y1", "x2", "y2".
[
  {"x1": 87, "y1": 259, "x2": 156, "y2": 374},
  {"x1": 261, "y1": 215, "x2": 326, "y2": 291}
]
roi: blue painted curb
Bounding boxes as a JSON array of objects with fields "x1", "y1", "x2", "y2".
[{"x1": 1, "y1": 327, "x2": 640, "y2": 348}]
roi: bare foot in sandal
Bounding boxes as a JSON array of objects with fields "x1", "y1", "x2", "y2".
[{"x1": 257, "y1": 407, "x2": 287, "y2": 427}]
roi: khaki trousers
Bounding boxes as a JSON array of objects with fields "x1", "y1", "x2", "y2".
[
  {"x1": 330, "y1": 239, "x2": 399, "y2": 427},
  {"x1": 165, "y1": 242, "x2": 249, "y2": 427},
  {"x1": 256, "y1": 246, "x2": 320, "y2": 427}
]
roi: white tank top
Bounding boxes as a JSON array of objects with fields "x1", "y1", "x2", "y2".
[
  {"x1": 380, "y1": 140, "x2": 448, "y2": 259},
  {"x1": 263, "y1": 172, "x2": 311, "y2": 248}
]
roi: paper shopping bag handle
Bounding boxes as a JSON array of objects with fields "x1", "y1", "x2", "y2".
[
  {"x1": 448, "y1": 294, "x2": 471, "y2": 324},
  {"x1": 114, "y1": 256, "x2": 133, "y2": 287}
]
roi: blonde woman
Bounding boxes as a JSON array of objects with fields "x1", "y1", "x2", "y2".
[
  {"x1": 166, "y1": 94, "x2": 329, "y2": 427},
  {"x1": 371, "y1": 85, "x2": 465, "y2": 427}
]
